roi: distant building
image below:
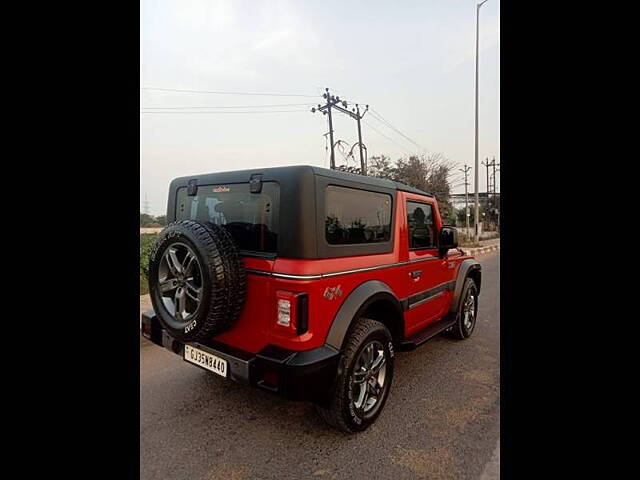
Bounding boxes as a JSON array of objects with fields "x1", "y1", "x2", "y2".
[{"x1": 451, "y1": 192, "x2": 500, "y2": 211}]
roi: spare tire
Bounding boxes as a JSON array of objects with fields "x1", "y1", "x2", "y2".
[
  {"x1": 148, "y1": 220, "x2": 246, "y2": 343},
  {"x1": 203, "y1": 222, "x2": 247, "y2": 323}
]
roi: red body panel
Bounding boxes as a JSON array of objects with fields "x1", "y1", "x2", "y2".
[{"x1": 211, "y1": 192, "x2": 471, "y2": 354}]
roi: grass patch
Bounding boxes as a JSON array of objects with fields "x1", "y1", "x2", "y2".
[{"x1": 140, "y1": 233, "x2": 158, "y2": 295}]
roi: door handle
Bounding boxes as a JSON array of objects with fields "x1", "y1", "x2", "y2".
[{"x1": 410, "y1": 270, "x2": 422, "y2": 279}]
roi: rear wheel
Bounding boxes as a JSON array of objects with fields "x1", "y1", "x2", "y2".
[{"x1": 316, "y1": 318, "x2": 394, "y2": 433}]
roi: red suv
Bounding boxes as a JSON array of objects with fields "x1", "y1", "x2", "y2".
[{"x1": 141, "y1": 165, "x2": 481, "y2": 432}]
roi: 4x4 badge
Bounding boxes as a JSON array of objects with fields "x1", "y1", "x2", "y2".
[{"x1": 323, "y1": 285, "x2": 343, "y2": 300}]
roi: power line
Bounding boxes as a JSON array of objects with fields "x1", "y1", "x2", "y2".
[
  {"x1": 140, "y1": 109, "x2": 309, "y2": 114},
  {"x1": 362, "y1": 118, "x2": 413, "y2": 154},
  {"x1": 141, "y1": 87, "x2": 318, "y2": 97},
  {"x1": 369, "y1": 108, "x2": 429, "y2": 152},
  {"x1": 369, "y1": 109, "x2": 427, "y2": 152},
  {"x1": 343, "y1": 98, "x2": 369, "y2": 105},
  {"x1": 449, "y1": 172, "x2": 466, "y2": 184},
  {"x1": 140, "y1": 103, "x2": 315, "y2": 109}
]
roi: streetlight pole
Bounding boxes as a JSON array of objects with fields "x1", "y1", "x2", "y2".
[{"x1": 474, "y1": 0, "x2": 489, "y2": 245}]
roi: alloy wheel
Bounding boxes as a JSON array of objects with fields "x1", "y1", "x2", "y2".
[
  {"x1": 463, "y1": 290, "x2": 476, "y2": 331},
  {"x1": 157, "y1": 243, "x2": 203, "y2": 323},
  {"x1": 351, "y1": 341, "x2": 388, "y2": 415}
]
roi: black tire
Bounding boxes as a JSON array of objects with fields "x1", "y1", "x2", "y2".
[
  {"x1": 316, "y1": 318, "x2": 394, "y2": 433},
  {"x1": 448, "y1": 278, "x2": 478, "y2": 340},
  {"x1": 148, "y1": 220, "x2": 246, "y2": 343},
  {"x1": 203, "y1": 222, "x2": 247, "y2": 321}
]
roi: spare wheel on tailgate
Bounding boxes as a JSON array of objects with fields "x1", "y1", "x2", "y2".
[{"x1": 148, "y1": 220, "x2": 246, "y2": 343}]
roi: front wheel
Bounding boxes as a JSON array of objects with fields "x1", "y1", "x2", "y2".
[
  {"x1": 448, "y1": 278, "x2": 479, "y2": 340},
  {"x1": 316, "y1": 318, "x2": 394, "y2": 433}
]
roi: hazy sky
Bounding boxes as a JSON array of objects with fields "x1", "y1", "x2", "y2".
[{"x1": 141, "y1": 0, "x2": 500, "y2": 216}]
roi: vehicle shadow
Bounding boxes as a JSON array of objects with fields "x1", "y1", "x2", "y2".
[{"x1": 167, "y1": 333, "x2": 460, "y2": 438}]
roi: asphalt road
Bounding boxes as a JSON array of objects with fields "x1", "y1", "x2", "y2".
[{"x1": 140, "y1": 252, "x2": 500, "y2": 480}]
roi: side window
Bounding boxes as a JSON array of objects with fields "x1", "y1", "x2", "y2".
[
  {"x1": 325, "y1": 186, "x2": 392, "y2": 245},
  {"x1": 407, "y1": 201, "x2": 435, "y2": 249}
]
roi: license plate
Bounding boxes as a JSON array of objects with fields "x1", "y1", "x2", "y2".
[{"x1": 184, "y1": 344, "x2": 228, "y2": 378}]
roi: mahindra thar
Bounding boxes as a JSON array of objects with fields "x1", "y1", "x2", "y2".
[{"x1": 141, "y1": 165, "x2": 481, "y2": 432}]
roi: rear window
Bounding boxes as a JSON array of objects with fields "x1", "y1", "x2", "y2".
[
  {"x1": 325, "y1": 185, "x2": 392, "y2": 245},
  {"x1": 175, "y1": 182, "x2": 279, "y2": 254}
]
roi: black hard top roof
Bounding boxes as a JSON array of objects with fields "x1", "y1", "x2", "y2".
[
  {"x1": 173, "y1": 164, "x2": 433, "y2": 197},
  {"x1": 310, "y1": 166, "x2": 433, "y2": 196}
]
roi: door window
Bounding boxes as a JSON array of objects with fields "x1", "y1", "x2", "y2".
[{"x1": 407, "y1": 201, "x2": 436, "y2": 249}]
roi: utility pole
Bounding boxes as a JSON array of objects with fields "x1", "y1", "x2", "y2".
[
  {"x1": 492, "y1": 156, "x2": 499, "y2": 224},
  {"x1": 459, "y1": 165, "x2": 472, "y2": 235},
  {"x1": 482, "y1": 157, "x2": 491, "y2": 203},
  {"x1": 327, "y1": 102, "x2": 335, "y2": 169},
  {"x1": 481, "y1": 158, "x2": 490, "y2": 231},
  {"x1": 355, "y1": 104, "x2": 367, "y2": 174},
  {"x1": 474, "y1": 0, "x2": 489, "y2": 244},
  {"x1": 312, "y1": 88, "x2": 339, "y2": 169},
  {"x1": 312, "y1": 88, "x2": 368, "y2": 173},
  {"x1": 494, "y1": 158, "x2": 500, "y2": 233},
  {"x1": 142, "y1": 194, "x2": 150, "y2": 215}
]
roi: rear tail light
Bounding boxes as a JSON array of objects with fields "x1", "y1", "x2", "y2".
[
  {"x1": 277, "y1": 299, "x2": 291, "y2": 327},
  {"x1": 275, "y1": 290, "x2": 309, "y2": 335}
]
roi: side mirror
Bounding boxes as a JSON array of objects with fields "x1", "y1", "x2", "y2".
[{"x1": 439, "y1": 226, "x2": 458, "y2": 257}]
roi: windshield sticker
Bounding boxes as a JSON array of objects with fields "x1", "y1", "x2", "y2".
[{"x1": 212, "y1": 186, "x2": 230, "y2": 193}]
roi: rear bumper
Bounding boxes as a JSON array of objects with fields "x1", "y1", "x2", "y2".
[{"x1": 141, "y1": 310, "x2": 340, "y2": 405}]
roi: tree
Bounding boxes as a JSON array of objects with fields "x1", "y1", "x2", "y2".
[
  {"x1": 443, "y1": 209, "x2": 458, "y2": 226},
  {"x1": 456, "y1": 204, "x2": 487, "y2": 226},
  {"x1": 367, "y1": 152, "x2": 455, "y2": 220},
  {"x1": 140, "y1": 212, "x2": 167, "y2": 227},
  {"x1": 368, "y1": 155, "x2": 396, "y2": 180},
  {"x1": 140, "y1": 213, "x2": 155, "y2": 227}
]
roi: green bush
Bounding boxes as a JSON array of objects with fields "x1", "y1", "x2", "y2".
[{"x1": 140, "y1": 233, "x2": 158, "y2": 295}]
